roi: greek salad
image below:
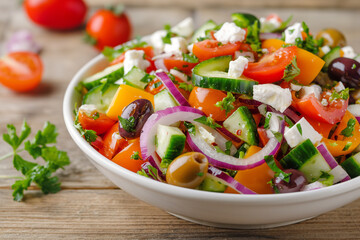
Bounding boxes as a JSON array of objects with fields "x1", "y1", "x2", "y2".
[{"x1": 74, "y1": 13, "x2": 360, "y2": 194}]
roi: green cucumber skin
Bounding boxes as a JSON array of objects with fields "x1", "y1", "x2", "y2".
[
  {"x1": 162, "y1": 135, "x2": 186, "y2": 160},
  {"x1": 341, "y1": 153, "x2": 360, "y2": 178},
  {"x1": 322, "y1": 46, "x2": 341, "y2": 70},
  {"x1": 83, "y1": 66, "x2": 124, "y2": 90},
  {"x1": 192, "y1": 56, "x2": 258, "y2": 95},
  {"x1": 191, "y1": 20, "x2": 217, "y2": 43},
  {"x1": 82, "y1": 83, "x2": 119, "y2": 113},
  {"x1": 123, "y1": 67, "x2": 147, "y2": 89},
  {"x1": 223, "y1": 106, "x2": 259, "y2": 145},
  {"x1": 231, "y1": 13, "x2": 260, "y2": 28},
  {"x1": 199, "y1": 176, "x2": 227, "y2": 192},
  {"x1": 154, "y1": 89, "x2": 179, "y2": 112}
]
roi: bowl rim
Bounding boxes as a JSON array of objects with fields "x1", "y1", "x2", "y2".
[{"x1": 63, "y1": 52, "x2": 360, "y2": 204}]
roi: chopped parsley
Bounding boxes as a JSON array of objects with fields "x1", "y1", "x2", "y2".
[
  {"x1": 102, "y1": 40, "x2": 147, "y2": 62},
  {"x1": 342, "y1": 142, "x2": 352, "y2": 151},
  {"x1": 352, "y1": 63, "x2": 357, "y2": 70},
  {"x1": 265, "y1": 155, "x2": 292, "y2": 193},
  {"x1": 271, "y1": 130, "x2": 283, "y2": 143},
  {"x1": 264, "y1": 113, "x2": 272, "y2": 129},
  {"x1": 130, "y1": 151, "x2": 142, "y2": 160},
  {"x1": 283, "y1": 56, "x2": 300, "y2": 82},
  {"x1": 184, "y1": 121, "x2": 196, "y2": 135},
  {"x1": 284, "y1": 116, "x2": 294, "y2": 128},
  {"x1": 92, "y1": 112, "x2": 100, "y2": 120},
  {"x1": 215, "y1": 92, "x2": 235, "y2": 115},
  {"x1": 296, "y1": 124, "x2": 302, "y2": 135},
  {"x1": 340, "y1": 118, "x2": 356, "y2": 137},
  {"x1": 74, "y1": 109, "x2": 97, "y2": 143},
  {"x1": 182, "y1": 53, "x2": 199, "y2": 63},
  {"x1": 160, "y1": 158, "x2": 172, "y2": 169},
  {"x1": 245, "y1": 20, "x2": 262, "y2": 53},
  {"x1": 225, "y1": 141, "x2": 233, "y2": 155},
  {"x1": 162, "y1": 24, "x2": 175, "y2": 44},
  {"x1": 140, "y1": 73, "x2": 155, "y2": 84},
  {"x1": 318, "y1": 171, "x2": 334, "y2": 186},
  {"x1": 153, "y1": 81, "x2": 163, "y2": 88},
  {"x1": 194, "y1": 116, "x2": 222, "y2": 129},
  {"x1": 178, "y1": 82, "x2": 194, "y2": 92},
  {"x1": 118, "y1": 116, "x2": 136, "y2": 133},
  {"x1": 293, "y1": 22, "x2": 323, "y2": 55},
  {"x1": 330, "y1": 88, "x2": 349, "y2": 101}
]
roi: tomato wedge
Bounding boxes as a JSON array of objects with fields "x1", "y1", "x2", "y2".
[
  {"x1": 163, "y1": 57, "x2": 197, "y2": 75},
  {"x1": 243, "y1": 46, "x2": 296, "y2": 83},
  {"x1": 78, "y1": 110, "x2": 116, "y2": 135},
  {"x1": 0, "y1": 52, "x2": 43, "y2": 92},
  {"x1": 291, "y1": 91, "x2": 348, "y2": 125},
  {"x1": 99, "y1": 122, "x2": 128, "y2": 159},
  {"x1": 192, "y1": 40, "x2": 242, "y2": 61}
]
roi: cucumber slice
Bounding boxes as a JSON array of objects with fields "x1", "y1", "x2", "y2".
[
  {"x1": 231, "y1": 13, "x2": 260, "y2": 28},
  {"x1": 156, "y1": 125, "x2": 186, "y2": 160},
  {"x1": 322, "y1": 46, "x2": 341, "y2": 71},
  {"x1": 192, "y1": 55, "x2": 257, "y2": 95},
  {"x1": 280, "y1": 139, "x2": 331, "y2": 182},
  {"x1": 223, "y1": 106, "x2": 259, "y2": 145},
  {"x1": 198, "y1": 175, "x2": 227, "y2": 192},
  {"x1": 154, "y1": 89, "x2": 179, "y2": 112},
  {"x1": 123, "y1": 67, "x2": 148, "y2": 89},
  {"x1": 191, "y1": 20, "x2": 217, "y2": 42},
  {"x1": 341, "y1": 152, "x2": 360, "y2": 178},
  {"x1": 82, "y1": 83, "x2": 119, "y2": 113},
  {"x1": 83, "y1": 63, "x2": 124, "y2": 90}
]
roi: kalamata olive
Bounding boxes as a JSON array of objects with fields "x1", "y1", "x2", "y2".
[
  {"x1": 272, "y1": 169, "x2": 307, "y2": 193},
  {"x1": 328, "y1": 57, "x2": 360, "y2": 89},
  {"x1": 166, "y1": 152, "x2": 209, "y2": 189},
  {"x1": 118, "y1": 99, "x2": 153, "y2": 139},
  {"x1": 316, "y1": 28, "x2": 346, "y2": 48}
]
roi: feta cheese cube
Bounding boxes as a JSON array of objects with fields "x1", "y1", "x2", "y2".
[
  {"x1": 187, "y1": 43, "x2": 194, "y2": 54},
  {"x1": 334, "y1": 81, "x2": 345, "y2": 92},
  {"x1": 123, "y1": 50, "x2": 150, "y2": 74},
  {"x1": 258, "y1": 104, "x2": 267, "y2": 116},
  {"x1": 301, "y1": 84, "x2": 322, "y2": 100},
  {"x1": 265, "y1": 112, "x2": 283, "y2": 138},
  {"x1": 290, "y1": 83, "x2": 302, "y2": 91},
  {"x1": 228, "y1": 56, "x2": 249, "y2": 78},
  {"x1": 79, "y1": 104, "x2": 97, "y2": 116},
  {"x1": 198, "y1": 126, "x2": 215, "y2": 145},
  {"x1": 171, "y1": 17, "x2": 194, "y2": 38},
  {"x1": 164, "y1": 37, "x2": 188, "y2": 55},
  {"x1": 284, "y1": 22, "x2": 303, "y2": 44},
  {"x1": 214, "y1": 22, "x2": 246, "y2": 44},
  {"x1": 234, "y1": 51, "x2": 255, "y2": 62},
  {"x1": 150, "y1": 30, "x2": 167, "y2": 54},
  {"x1": 284, "y1": 117, "x2": 322, "y2": 148},
  {"x1": 341, "y1": 46, "x2": 357, "y2": 59},
  {"x1": 253, "y1": 84, "x2": 292, "y2": 113},
  {"x1": 321, "y1": 98, "x2": 328, "y2": 106},
  {"x1": 321, "y1": 45, "x2": 331, "y2": 55}
]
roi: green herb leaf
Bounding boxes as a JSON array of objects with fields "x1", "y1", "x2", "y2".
[
  {"x1": 225, "y1": 141, "x2": 232, "y2": 155},
  {"x1": 296, "y1": 123, "x2": 302, "y2": 135},
  {"x1": 178, "y1": 82, "x2": 194, "y2": 92},
  {"x1": 274, "y1": 15, "x2": 293, "y2": 32},
  {"x1": 194, "y1": 116, "x2": 222, "y2": 129},
  {"x1": 283, "y1": 56, "x2": 300, "y2": 82},
  {"x1": 264, "y1": 113, "x2": 272, "y2": 129},
  {"x1": 342, "y1": 142, "x2": 352, "y2": 151},
  {"x1": 271, "y1": 131, "x2": 283, "y2": 143},
  {"x1": 331, "y1": 88, "x2": 349, "y2": 101},
  {"x1": 284, "y1": 116, "x2": 294, "y2": 128},
  {"x1": 74, "y1": 110, "x2": 98, "y2": 143},
  {"x1": 318, "y1": 171, "x2": 334, "y2": 186},
  {"x1": 160, "y1": 158, "x2": 173, "y2": 169},
  {"x1": 245, "y1": 20, "x2": 262, "y2": 53},
  {"x1": 340, "y1": 118, "x2": 356, "y2": 137},
  {"x1": 293, "y1": 21, "x2": 322, "y2": 55},
  {"x1": 102, "y1": 40, "x2": 147, "y2": 62},
  {"x1": 154, "y1": 81, "x2": 163, "y2": 88},
  {"x1": 184, "y1": 121, "x2": 196, "y2": 135},
  {"x1": 182, "y1": 53, "x2": 199, "y2": 63},
  {"x1": 215, "y1": 92, "x2": 236, "y2": 116},
  {"x1": 130, "y1": 151, "x2": 142, "y2": 160},
  {"x1": 118, "y1": 116, "x2": 136, "y2": 133},
  {"x1": 3, "y1": 121, "x2": 31, "y2": 151},
  {"x1": 265, "y1": 155, "x2": 291, "y2": 183}
]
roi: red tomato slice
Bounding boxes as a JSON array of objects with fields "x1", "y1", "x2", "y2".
[
  {"x1": 0, "y1": 52, "x2": 43, "y2": 92},
  {"x1": 78, "y1": 110, "x2": 116, "y2": 135},
  {"x1": 99, "y1": 123, "x2": 128, "y2": 159},
  {"x1": 292, "y1": 91, "x2": 348, "y2": 125},
  {"x1": 192, "y1": 40, "x2": 243, "y2": 61},
  {"x1": 163, "y1": 57, "x2": 197, "y2": 75},
  {"x1": 243, "y1": 46, "x2": 296, "y2": 83}
]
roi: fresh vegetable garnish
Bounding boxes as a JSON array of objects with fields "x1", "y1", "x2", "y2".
[
  {"x1": 283, "y1": 56, "x2": 300, "y2": 82},
  {"x1": 265, "y1": 155, "x2": 291, "y2": 192},
  {"x1": 1, "y1": 121, "x2": 70, "y2": 201},
  {"x1": 340, "y1": 118, "x2": 356, "y2": 137},
  {"x1": 194, "y1": 116, "x2": 222, "y2": 129},
  {"x1": 215, "y1": 92, "x2": 236, "y2": 115}
]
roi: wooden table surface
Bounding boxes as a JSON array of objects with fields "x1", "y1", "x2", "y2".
[{"x1": 1, "y1": 1, "x2": 360, "y2": 239}]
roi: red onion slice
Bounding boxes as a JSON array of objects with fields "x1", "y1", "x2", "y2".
[
  {"x1": 156, "y1": 71, "x2": 190, "y2": 107},
  {"x1": 259, "y1": 32, "x2": 282, "y2": 41},
  {"x1": 207, "y1": 166, "x2": 256, "y2": 194},
  {"x1": 316, "y1": 143, "x2": 350, "y2": 183},
  {"x1": 217, "y1": 127, "x2": 242, "y2": 143},
  {"x1": 141, "y1": 158, "x2": 165, "y2": 181},
  {"x1": 6, "y1": 30, "x2": 42, "y2": 54}
]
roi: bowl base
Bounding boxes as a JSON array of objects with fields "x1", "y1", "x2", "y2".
[{"x1": 168, "y1": 212, "x2": 315, "y2": 229}]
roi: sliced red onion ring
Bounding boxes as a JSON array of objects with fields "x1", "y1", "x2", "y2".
[
  {"x1": 141, "y1": 160, "x2": 165, "y2": 181},
  {"x1": 6, "y1": 30, "x2": 42, "y2": 54},
  {"x1": 186, "y1": 120, "x2": 285, "y2": 170},
  {"x1": 238, "y1": 98, "x2": 263, "y2": 106},
  {"x1": 316, "y1": 143, "x2": 350, "y2": 183},
  {"x1": 301, "y1": 181, "x2": 326, "y2": 191},
  {"x1": 156, "y1": 71, "x2": 190, "y2": 107},
  {"x1": 217, "y1": 127, "x2": 242, "y2": 143},
  {"x1": 154, "y1": 59, "x2": 168, "y2": 72},
  {"x1": 259, "y1": 32, "x2": 282, "y2": 41},
  {"x1": 207, "y1": 166, "x2": 256, "y2": 194},
  {"x1": 357, "y1": 116, "x2": 360, "y2": 123}
]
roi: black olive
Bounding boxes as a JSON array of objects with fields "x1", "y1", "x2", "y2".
[
  {"x1": 118, "y1": 99, "x2": 154, "y2": 139},
  {"x1": 328, "y1": 57, "x2": 360, "y2": 89},
  {"x1": 272, "y1": 169, "x2": 307, "y2": 193}
]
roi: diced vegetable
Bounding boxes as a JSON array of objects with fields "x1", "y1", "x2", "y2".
[
  {"x1": 156, "y1": 124, "x2": 186, "y2": 160},
  {"x1": 83, "y1": 83, "x2": 119, "y2": 113}
]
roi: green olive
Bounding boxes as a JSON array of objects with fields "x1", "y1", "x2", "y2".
[
  {"x1": 316, "y1": 28, "x2": 346, "y2": 48},
  {"x1": 166, "y1": 152, "x2": 208, "y2": 189}
]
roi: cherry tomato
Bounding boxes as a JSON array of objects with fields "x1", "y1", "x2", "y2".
[
  {"x1": 24, "y1": 0, "x2": 87, "y2": 30},
  {"x1": 292, "y1": 90, "x2": 348, "y2": 125},
  {"x1": 189, "y1": 87, "x2": 235, "y2": 121},
  {"x1": 243, "y1": 46, "x2": 296, "y2": 83},
  {"x1": 163, "y1": 57, "x2": 198, "y2": 75},
  {"x1": 145, "y1": 78, "x2": 166, "y2": 95},
  {"x1": 86, "y1": 8, "x2": 132, "y2": 51},
  {"x1": 0, "y1": 52, "x2": 43, "y2": 92},
  {"x1": 111, "y1": 138, "x2": 146, "y2": 173},
  {"x1": 192, "y1": 40, "x2": 243, "y2": 61},
  {"x1": 78, "y1": 110, "x2": 116, "y2": 135},
  {"x1": 99, "y1": 123, "x2": 128, "y2": 159}
]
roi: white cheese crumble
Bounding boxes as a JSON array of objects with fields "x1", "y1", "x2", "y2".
[
  {"x1": 198, "y1": 126, "x2": 215, "y2": 145},
  {"x1": 234, "y1": 51, "x2": 255, "y2": 62},
  {"x1": 171, "y1": 17, "x2": 194, "y2": 38},
  {"x1": 123, "y1": 50, "x2": 150, "y2": 75},
  {"x1": 149, "y1": 30, "x2": 167, "y2": 54},
  {"x1": 321, "y1": 45, "x2": 331, "y2": 55},
  {"x1": 341, "y1": 46, "x2": 357, "y2": 59},
  {"x1": 187, "y1": 43, "x2": 194, "y2": 54},
  {"x1": 170, "y1": 69, "x2": 188, "y2": 82},
  {"x1": 164, "y1": 37, "x2": 188, "y2": 55},
  {"x1": 265, "y1": 112, "x2": 282, "y2": 139},
  {"x1": 334, "y1": 81, "x2": 345, "y2": 92},
  {"x1": 290, "y1": 83, "x2": 302, "y2": 91},
  {"x1": 228, "y1": 56, "x2": 249, "y2": 78},
  {"x1": 284, "y1": 117, "x2": 322, "y2": 148},
  {"x1": 258, "y1": 104, "x2": 267, "y2": 116},
  {"x1": 284, "y1": 22, "x2": 303, "y2": 44},
  {"x1": 301, "y1": 84, "x2": 322, "y2": 100},
  {"x1": 321, "y1": 98, "x2": 329, "y2": 107},
  {"x1": 214, "y1": 22, "x2": 246, "y2": 44},
  {"x1": 253, "y1": 84, "x2": 292, "y2": 113},
  {"x1": 79, "y1": 104, "x2": 97, "y2": 116}
]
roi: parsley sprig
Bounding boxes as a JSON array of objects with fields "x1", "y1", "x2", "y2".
[
  {"x1": 340, "y1": 118, "x2": 356, "y2": 137},
  {"x1": 1, "y1": 121, "x2": 70, "y2": 201},
  {"x1": 194, "y1": 116, "x2": 222, "y2": 129},
  {"x1": 294, "y1": 22, "x2": 323, "y2": 55},
  {"x1": 215, "y1": 92, "x2": 235, "y2": 116},
  {"x1": 265, "y1": 155, "x2": 292, "y2": 193},
  {"x1": 283, "y1": 56, "x2": 300, "y2": 82},
  {"x1": 102, "y1": 38, "x2": 147, "y2": 62}
]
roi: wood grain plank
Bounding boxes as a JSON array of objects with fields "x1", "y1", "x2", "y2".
[
  {"x1": 0, "y1": 189, "x2": 359, "y2": 239},
  {"x1": 86, "y1": 0, "x2": 360, "y2": 9}
]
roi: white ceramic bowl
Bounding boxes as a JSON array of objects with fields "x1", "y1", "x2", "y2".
[{"x1": 63, "y1": 53, "x2": 360, "y2": 229}]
